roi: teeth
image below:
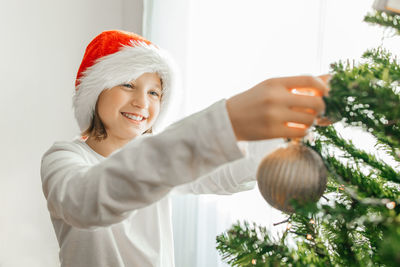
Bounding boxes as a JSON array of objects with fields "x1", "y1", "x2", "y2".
[{"x1": 122, "y1": 113, "x2": 144, "y2": 121}]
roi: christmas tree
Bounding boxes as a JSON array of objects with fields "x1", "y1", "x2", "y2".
[{"x1": 216, "y1": 7, "x2": 400, "y2": 267}]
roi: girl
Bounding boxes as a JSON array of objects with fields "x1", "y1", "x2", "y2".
[{"x1": 41, "y1": 30, "x2": 328, "y2": 267}]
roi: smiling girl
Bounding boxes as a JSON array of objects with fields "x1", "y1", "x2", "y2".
[
  {"x1": 84, "y1": 72, "x2": 163, "y2": 157},
  {"x1": 41, "y1": 30, "x2": 328, "y2": 267}
]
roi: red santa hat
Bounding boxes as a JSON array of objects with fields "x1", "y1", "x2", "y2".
[{"x1": 73, "y1": 30, "x2": 179, "y2": 132}]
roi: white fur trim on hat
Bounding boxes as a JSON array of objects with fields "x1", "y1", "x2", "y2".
[{"x1": 73, "y1": 41, "x2": 179, "y2": 133}]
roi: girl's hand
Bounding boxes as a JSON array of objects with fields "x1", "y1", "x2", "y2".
[{"x1": 226, "y1": 75, "x2": 330, "y2": 141}]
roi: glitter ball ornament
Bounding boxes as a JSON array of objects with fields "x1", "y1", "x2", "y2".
[{"x1": 256, "y1": 140, "x2": 327, "y2": 213}]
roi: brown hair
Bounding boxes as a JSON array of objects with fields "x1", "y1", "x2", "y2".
[{"x1": 82, "y1": 101, "x2": 108, "y2": 141}]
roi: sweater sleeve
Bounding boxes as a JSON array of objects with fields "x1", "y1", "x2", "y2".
[
  {"x1": 40, "y1": 100, "x2": 244, "y2": 229},
  {"x1": 171, "y1": 138, "x2": 284, "y2": 195}
]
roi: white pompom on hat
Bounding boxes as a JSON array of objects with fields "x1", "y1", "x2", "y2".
[{"x1": 73, "y1": 30, "x2": 179, "y2": 133}]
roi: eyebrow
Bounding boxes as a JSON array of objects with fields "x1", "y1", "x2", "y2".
[
  {"x1": 128, "y1": 81, "x2": 162, "y2": 90},
  {"x1": 150, "y1": 84, "x2": 162, "y2": 90}
]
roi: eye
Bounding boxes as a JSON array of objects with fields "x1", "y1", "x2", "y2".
[
  {"x1": 149, "y1": 90, "x2": 161, "y2": 98},
  {"x1": 122, "y1": 83, "x2": 134, "y2": 89}
]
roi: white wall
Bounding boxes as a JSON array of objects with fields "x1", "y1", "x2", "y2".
[{"x1": 0, "y1": 1, "x2": 142, "y2": 266}]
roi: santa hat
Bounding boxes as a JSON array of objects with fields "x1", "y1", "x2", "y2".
[{"x1": 73, "y1": 30, "x2": 179, "y2": 133}]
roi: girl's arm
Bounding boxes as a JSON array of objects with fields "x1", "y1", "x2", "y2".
[
  {"x1": 41, "y1": 100, "x2": 244, "y2": 229},
  {"x1": 171, "y1": 139, "x2": 284, "y2": 195},
  {"x1": 41, "y1": 75, "x2": 328, "y2": 229}
]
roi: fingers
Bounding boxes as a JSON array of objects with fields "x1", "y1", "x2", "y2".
[
  {"x1": 227, "y1": 74, "x2": 331, "y2": 141},
  {"x1": 286, "y1": 94, "x2": 326, "y2": 115},
  {"x1": 274, "y1": 75, "x2": 330, "y2": 97},
  {"x1": 262, "y1": 108, "x2": 316, "y2": 140},
  {"x1": 318, "y1": 74, "x2": 331, "y2": 84},
  {"x1": 282, "y1": 108, "x2": 316, "y2": 127},
  {"x1": 318, "y1": 74, "x2": 331, "y2": 96},
  {"x1": 265, "y1": 122, "x2": 309, "y2": 139},
  {"x1": 315, "y1": 117, "x2": 333, "y2": 126},
  {"x1": 277, "y1": 125, "x2": 308, "y2": 139}
]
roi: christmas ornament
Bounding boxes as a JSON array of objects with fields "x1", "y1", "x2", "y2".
[
  {"x1": 256, "y1": 87, "x2": 328, "y2": 213},
  {"x1": 256, "y1": 140, "x2": 327, "y2": 213}
]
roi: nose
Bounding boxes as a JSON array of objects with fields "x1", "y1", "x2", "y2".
[{"x1": 130, "y1": 89, "x2": 148, "y2": 109}]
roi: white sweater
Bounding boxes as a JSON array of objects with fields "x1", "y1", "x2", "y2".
[{"x1": 41, "y1": 100, "x2": 280, "y2": 267}]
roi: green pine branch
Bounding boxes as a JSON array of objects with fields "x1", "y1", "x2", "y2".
[
  {"x1": 314, "y1": 126, "x2": 400, "y2": 184},
  {"x1": 217, "y1": 9, "x2": 400, "y2": 267},
  {"x1": 325, "y1": 48, "x2": 400, "y2": 152},
  {"x1": 364, "y1": 10, "x2": 400, "y2": 35},
  {"x1": 309, "y1": 138, "x2": 399, "y2": 200}
]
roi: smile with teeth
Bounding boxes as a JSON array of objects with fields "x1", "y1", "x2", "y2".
[{"x1": 121, "y1": 112, "x2": 146, "y2": 122}]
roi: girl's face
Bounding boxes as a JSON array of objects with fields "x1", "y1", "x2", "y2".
[{"x1": 97, "y1": 72, "x2": 162, "y2": 141}]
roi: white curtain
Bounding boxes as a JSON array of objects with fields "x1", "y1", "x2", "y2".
[{"x1": 143, "y1": 0, "x2": 399, "y2": 266}]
